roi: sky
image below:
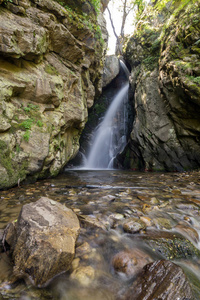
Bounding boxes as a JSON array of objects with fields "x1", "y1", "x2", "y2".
[
  {"x1": 104, "y1": 1, "x2": 136, "y2": 55},
  {"x1": 104, "y1": 0, "x2": 150, "y2": 55}
]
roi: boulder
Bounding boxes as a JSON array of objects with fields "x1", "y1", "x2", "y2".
[
  {"x1": 6, "y1": 197, "x2": 80, "y2": 287},
  {"x1": 123, "y1": 260, "x2": 194, "y2": 300},
  {"x1": 102, "y1": 55, "x2": 120, "y2": 87}
]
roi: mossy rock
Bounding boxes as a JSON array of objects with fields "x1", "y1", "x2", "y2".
[
  {"x1": 0, "y1": 139, "x2": 29, "y2": 189},
  {"x1": 142, "y1": 230, "x2": 200, "y2": 260},
  {"x1": 53, "y1": 0, "x2": 98, "y2": 17}
]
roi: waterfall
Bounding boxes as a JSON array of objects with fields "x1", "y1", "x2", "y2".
[{"x1": 84, "y1": 61, "x2": 130, "y2": 169}]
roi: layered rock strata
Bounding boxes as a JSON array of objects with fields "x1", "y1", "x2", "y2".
[
  {"x1": 125, "y1": 0, "x2": 200, "y2": 171},
  {"x1": 0, "y1": 0, "x2": 107, "y2": 189},
  {"x1": 123, "y1": 260, "x2": 193, "y2": 300}
]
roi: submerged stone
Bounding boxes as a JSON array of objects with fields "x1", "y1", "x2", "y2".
[
  {"x1": 70, "y1": 266, "x2": 95, "y2": 286},
  {"x1": 123, "y1": 218, "x2": 146, "y2": 233},
  {"x1": 175, "y1": 222, "x2": 199, "y2": 244},
  {"x1": 142, "y1": 230, "x2": 200, "y2": 260},
  {"x1": 112, "y1": 248, "x2": 152, "y2": 278}
]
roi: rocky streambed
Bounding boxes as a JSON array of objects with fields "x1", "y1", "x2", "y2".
[{"x1": 1, "y1": 170, "x2": 200, "y2": 299}]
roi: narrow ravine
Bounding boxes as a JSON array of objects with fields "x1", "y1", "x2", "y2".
[{"x1": 84, "y1": 61, "x2": 130, "y2": 169}]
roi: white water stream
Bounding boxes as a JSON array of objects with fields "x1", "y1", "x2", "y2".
[{"x1": 84, "y1": 61, "x2": 129, "y2": 169}]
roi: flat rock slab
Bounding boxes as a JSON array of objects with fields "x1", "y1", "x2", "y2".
[
  {"x1": 123, "y1": 260, "x2": 193, "y2": 300},
  {"x1": 7, "y1": 197, "x2": 80, "y2": 287}
]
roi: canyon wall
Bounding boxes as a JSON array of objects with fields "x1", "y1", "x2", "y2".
[
  {"x1": 0, "y1": 0, "x2": 107, "y2": 188},
  {"x1": 124, "y1": 0, "x2": 200, "y2": 171}
]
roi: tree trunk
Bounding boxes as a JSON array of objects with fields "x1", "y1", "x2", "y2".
[{"x1": 107, "y1": 6, "x2": 123, "y2": 55}]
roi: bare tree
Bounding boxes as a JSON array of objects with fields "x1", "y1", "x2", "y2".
[{"x1": 107, "y1": 0, "x2": 145, "y2": 55}]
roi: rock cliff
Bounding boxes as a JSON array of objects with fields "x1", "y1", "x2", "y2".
[
  {"x1": 125, "y1": 0, "x2": 200, "y2": 171},
  {"x1": 0, "y1": 0, "x2": 107, "y2": 189}
]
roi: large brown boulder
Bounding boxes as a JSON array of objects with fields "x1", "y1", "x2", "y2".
[
  {"x1": 6, "y1": 197, "x2": 80, "y2": 287},
  {"x1": 123, "y1": 260, "x2": 194, "y2": 300}
]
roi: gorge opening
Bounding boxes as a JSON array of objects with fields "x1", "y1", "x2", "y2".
[{"x1": 70, "y1": 60, "x2": 131, "y2": 170}]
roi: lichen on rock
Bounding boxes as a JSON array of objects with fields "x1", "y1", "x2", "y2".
[
  {"x1": 124, "y1": 0, "x2": 200, "y2": 171},
  {"x1": 5, "y1": 197, "x2": 80, "y2": 287},
  {"x1": 0, "y1": 0, "x2": 108, "y2": 189}
]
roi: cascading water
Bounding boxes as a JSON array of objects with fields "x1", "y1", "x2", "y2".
[{"x1": 84, "y1": 60, "x2": 130, "y2": 169}]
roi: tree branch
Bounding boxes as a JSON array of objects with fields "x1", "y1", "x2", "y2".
[{"x1": 106, "y1": 6, "x2": 123, "y2": 55}]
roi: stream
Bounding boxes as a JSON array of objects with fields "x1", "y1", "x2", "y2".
[{"x1": 1, "y1": 170, "x2": 200, "y2": 299}]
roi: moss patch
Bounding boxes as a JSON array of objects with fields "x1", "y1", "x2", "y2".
[
  {"x1": 144, "y1": 231, "x2": 200, "y2": 260},
  {"x1": 0, "y1": 140, "x2": 29, "y2": 189}
]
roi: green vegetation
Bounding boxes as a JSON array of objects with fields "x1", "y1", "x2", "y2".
[
  {"x1": 20, "y1": 118, "x2": 34, "y2": 130},
  {"x1": 16, "y1": 144, "x2": 20, "y2": 153},
  {"x1": 23, "y1": 103, "x2": 39, "y2": 113},
  {"x1": 53, "y1": 0, "x2": 104, "y2": 45},
  {"x1": 23, "y1": 130, "x2": 31, "y2": 142},
  {"x1": 54, "y1": 0, "x2": 99, "y2": 16},
  {"x1": 37, "y1": 120, "x2": 43, "y2": 127},
  {"x1": 18, "y1": 106, "x2": 44, "y2": 141},
  {"x1": 54, "y1": 0, "x2": 100, "y2": 15},
  {"x1": 93, "y1": 102, "x2": 107, "y2": 115},
  {"x1": 126, "y1": 0, "x2": 200, "y2": 75},
  {"x1": 151, "y1": 38, "x2": 161, "y2": 52},
  {"x1": 186, "y1": 75, "x2": 200, "y2": 85},
  {"x1": 175, "y1": 61, "x2": 194, "y2": 74},
  {"x1": 19, "y1": 117, "x2": 44, "y2": 141},
  {"x1": 90, "y1": 0, "x2": 100, "y2": 14},
  {"x1": 54, "y1": 1, "x2": 73, "y2": 14},
  {"x1": 45, "y1": 65, "x2": 59, "y2": 76},
  {"x1": 2, "y1": 0, "x2": 13, "y2": 4},
  {"x1": 13, "y1": 103, "x2": 45, "y2": 142},
  {"x1": 20, "y1": 118, "x2": 32, "y2": 142},
  {"x1": 0, "y1": 139, "x2": 28, "y2": 188},
  {"x1": 0, "y1": 140, "x2": 7, "y2": 151},
  {"x1": 143, "y1": 56, "x2": 159, "y2": 69}
]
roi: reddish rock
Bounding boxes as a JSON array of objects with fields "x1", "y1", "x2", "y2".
[{"x1": 112, "y1": 248, "x2": 152, "y2": 278}]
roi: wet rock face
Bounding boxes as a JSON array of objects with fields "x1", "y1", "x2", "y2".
[
  {"x1": 124, "y1": 260, "x2": 194, "y2": 300},
  {"x1": 0, "y1": 0, "x2": 107, "y2": 189},
  {"x1": 6, "y1": 197, "x2": 80, "y2": 287},
  {"x1": 102, "y1": 55, "x2": 120, "y2": 88},
  {"x1": 124, "y1": 1, "x2": 200, "y2": 171}
]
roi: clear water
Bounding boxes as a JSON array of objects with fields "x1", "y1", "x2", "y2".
[{"x1": 1, "y1": 170, "x2": 200, "y2": 299}]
